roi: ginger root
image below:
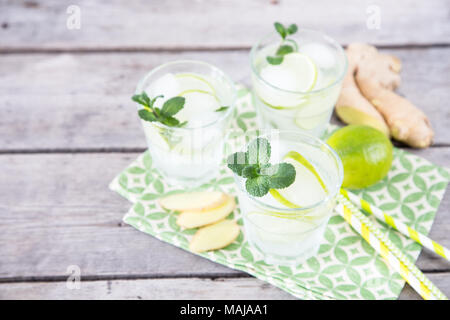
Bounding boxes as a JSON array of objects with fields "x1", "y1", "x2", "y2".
[{"x1": 336, "y1": 43, "x2": 434, "y2": 148}]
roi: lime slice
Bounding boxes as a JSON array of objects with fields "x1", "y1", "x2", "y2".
[
  {"x1": 248, "y1": 211, "x2": 297, "y2": 220},
  {"x1": 179, "y1": 89, "x2": 219, "y2": 102},
  {"x1": 269, "y1": 151, "x2": 327, "y2": 208},
  {"x1": 248, "y1": 210, "x2": 317, "y2": 222},
  {"x1": 257, "y1": 95, "x2": 308, "y2": 111},
  {"x1": 268, "y1": 189, "x2": 298, "y2": 208},
  {"x1": 176, "y1": 73, "x2": 216, "y2": 95},
  {"x1": 255, "y1": 52, "x2": 318, "y2": 109},
  {"x1": 260, "y1": 53, "x2": 318, "y2": 92},
  {"x1": 281, "y1": 53, "x2": 318, "y2": 91},
  {"x1": 284, "y1": 151, "x2": 327, "y2": 191}
]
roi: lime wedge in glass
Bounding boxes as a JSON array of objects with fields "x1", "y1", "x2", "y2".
[
  {"x1": 176, "y1": 73, "x2": 216, "y2": 95},
  {"x1": 269, "y1": 151, "x2": 327, "y2": 208},
  {"x1": 256, "y1": 52, "x2": 318, "y2": 110}
]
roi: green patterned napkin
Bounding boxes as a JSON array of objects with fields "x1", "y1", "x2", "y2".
[{"x1": 109, "y1": 87, "x2": 449, "y2": 300}]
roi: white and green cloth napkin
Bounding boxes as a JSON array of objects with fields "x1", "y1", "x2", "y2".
[{"x1": 109, "y1": 87, "x2": 449, "y2": 300}]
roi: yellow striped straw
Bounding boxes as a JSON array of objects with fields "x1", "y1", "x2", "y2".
[
  {"x1": 336, "y1": 194, "x2": 447, "y2": 300},
  {"x1": 341, "y1": 189, "x2": 450, "y2": 261}
]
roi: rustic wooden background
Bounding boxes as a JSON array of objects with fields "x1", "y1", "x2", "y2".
[{"x1": 0, "y1": 0, "x2": 449, "y2": 300}]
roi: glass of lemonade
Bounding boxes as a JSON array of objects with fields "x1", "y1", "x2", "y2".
[
  {"x1": 250, "y1": 28, "x2": 347, "y2": 137},
  {"x1": 135, "y1": 60, "x2": 236, "y2": 186},
  {"x1": 232, "y1": 131, "x2": 343, "y2": 265}
]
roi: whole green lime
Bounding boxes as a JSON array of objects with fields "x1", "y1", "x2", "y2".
[{"x1": 327, "y1": 125, "x2": 393, "y2": 189}]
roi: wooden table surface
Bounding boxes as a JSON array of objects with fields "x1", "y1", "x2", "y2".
[{"x1": 0, "y1": 0, "x2": 449, "y2": 300}]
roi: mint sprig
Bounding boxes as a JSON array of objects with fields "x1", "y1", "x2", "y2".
[
  {"x1": 132, "y1": 92, "x2": 187, "y2": 128},
  {"x1": 227, "y1": 138, "x2": 296, "y2": 197},
  {"x1": 267, "y1": 22, "x2": 299, "y2": 65}
]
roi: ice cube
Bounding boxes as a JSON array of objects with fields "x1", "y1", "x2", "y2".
[
  {"x1": 300, "y1": 43, "x2": 336, "y2": 69},
  {"x1": 145, "y1": 73, "x2": 180, "y2": 108},
  {"x1": 176, "y1": 91, "x2": 220, "y2": 125}
]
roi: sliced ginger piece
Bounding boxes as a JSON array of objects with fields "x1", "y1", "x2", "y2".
[
  {"x1": 336, "y1": 43, "x2": 389, "y2": 136},
  {"x1": 189, "y1": 219, "x2": 240, "y2": 253},
  {"x1": 158, "y1": 191, "x2": 226, "y2": 212},
  {"x1": 177, "y1": 195, "x2": 236, "y2": 229}
]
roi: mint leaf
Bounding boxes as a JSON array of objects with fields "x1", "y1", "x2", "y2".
[
  {"x1": 226, "y1": 138, "x2": 296, "y2": 197},
  {"x1": 286, "y1": 39, "x2": 299, "y2": 51},
  {"x1": 132, "y1": 92, "x2": 151, "y2": 106},
  {"x1": 161, "y1": 116, "x2": 180, "y2": 127},
  {"x1": 242, "y1": 165, "x2": 260, "y2": 179},
  {"x1": 153, "y1": 107, "x2": 162, "y2": 117},
  {"x1": 161, "y1": 96, "x2": 185, "y2": 116},
  {"x1": 246, "y1": 176, "x2": 271, "y2": 197},
  {"x1": 267, "y1": 22, "x2": 299, "y2": 66},
  {"x1": 247, "y1": 138, "x2": 271, "y2": 165},
  {"x1": 287, "y1": 24, "x2": 298, "y2": 35},
  {"x1": 138, "y1": 109, "x2": 157, "y2": 122},
  {"x1": 267, "y1": 55, "x2": 283, "y2": 65},
  {"x1": 274, "y1": 22, "x2": 287, "y2": 39},
  {"x1": 276, "y1": 44, "x2": 294, "y2": 56},
  {"x1": 227, "y1": 152, "x2": 248, "y2": 176},
  {"x1": 263, "y1": 163, "x2": 296, "y2": 189},
  {"x1": 133, "y1": 92, "x2": 187, "y2": 128},
  {"x1": 215, "y1": 106, "x2": 229, "y2": 112}
]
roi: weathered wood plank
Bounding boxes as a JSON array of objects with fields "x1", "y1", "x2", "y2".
[
  {"x1": 0, "y1": 151, "x2": 448, "y2": 281},
  {"x1": 0, "y1": 152, "x2": 241, "y2": 279},
  {"x1": 1, "y1": 0, "x2": 449, "y2": 51},
  {"x1": 0, "y1": 273, "x2": 448, "y2": 300},
  {"x1": 0, "y1": 47, "x2": 449, "y2": 151},
  {"x1": 0, "y1": 277, "x2": 295, "y2": 300}
]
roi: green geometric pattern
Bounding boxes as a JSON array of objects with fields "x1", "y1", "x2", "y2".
[{"x1": 109, "y1": 86, "x2": 449, "y2": 300}]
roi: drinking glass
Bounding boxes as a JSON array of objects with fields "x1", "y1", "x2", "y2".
[
  {"x1": 135, "y1": 60, "x2": 236, "y2": 186},
  {"x1": 232, "y1": 130, "x2": 343, "y2": 265},
  {"x1": 250, "y1": 29, "x2": 347, "y2": 137}
]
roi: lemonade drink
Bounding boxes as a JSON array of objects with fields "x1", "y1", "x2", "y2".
[
  {"x1": 251, "y1": 29, "x2": 347, "y2": 137},
  {"x1": 232, "y1": 131, "x2": 343, "y2": 265},
  {"x1": 135, "y1": 61, "x2": 236, "y2": 186}
]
